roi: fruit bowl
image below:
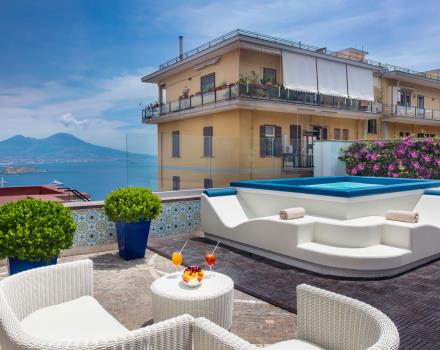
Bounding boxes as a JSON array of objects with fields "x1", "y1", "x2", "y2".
[{"x1": 182, "y1": 265, "x2": 204, "y2": 287}]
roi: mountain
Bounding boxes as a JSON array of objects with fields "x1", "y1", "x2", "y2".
[{"x1": 0, "y1": 133, "x2": 155, "y2": 164}]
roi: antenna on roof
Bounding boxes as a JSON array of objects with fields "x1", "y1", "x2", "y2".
[{"x1": 179, "y1": 36, "x2": 183, "y2": 60}]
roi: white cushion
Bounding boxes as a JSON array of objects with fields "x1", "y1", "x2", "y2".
[
  {"x1": 265, "y1": 339, "x2": 325, "y2": 350},
  {"x1": 21, "y1": 296, "x2": 128, "y2": 341}
]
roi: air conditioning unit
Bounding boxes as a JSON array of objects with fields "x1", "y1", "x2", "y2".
[{"x1": 283, "y1": 145, "x2": 293, "y2": 154}]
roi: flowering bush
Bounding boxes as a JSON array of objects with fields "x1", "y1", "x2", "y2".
[{"x1": 339, "y1": 136, "x2": 440, "y2": 179}]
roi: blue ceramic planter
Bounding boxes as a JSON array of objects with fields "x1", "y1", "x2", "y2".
[
  {"x1": 116, "y1": 220, "x2": 151, "y2": 260},
  {"x1": 8, "y1": 257, "x2": 57, "y2": 275}
]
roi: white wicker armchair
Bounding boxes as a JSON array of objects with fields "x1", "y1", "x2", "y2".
[
  {"x1": 0, "y1": 260, "x2": 256, "y2": 350},
  {"x1": 265, "y1": 284, "x2": 400, "y2": 350}
]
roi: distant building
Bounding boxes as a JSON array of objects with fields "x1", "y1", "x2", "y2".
[
  {"x1": 141, "y1": 29, "x2": 440, "y2": 190},
  {"x1": 0, "y1": 185, "x2": 90, "y2": 205}
]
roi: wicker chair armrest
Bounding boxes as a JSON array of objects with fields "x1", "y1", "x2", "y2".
[
  {"x1": 193, "y1": 317, "x2": 259, "y2": 350},
  {"x1": 297, "y1": 284, "x2": 399, "y2": 350},
  {"x1": 11, "y1": 314, "x2": 195, "y2": 350}
]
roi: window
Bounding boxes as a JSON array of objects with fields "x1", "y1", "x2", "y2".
[
  {"x1": 172, "y1": 131, "x2": 180, "y2": 157},
  {"x1": 342, "y1": 129, "x2": 349, "y2": 140},
  {"x1": 201, "y1": 73, "x2": 215, "y2": 93},
  {"x1": 313, "y1": 126, "x2": 328, "y2": 140},
  {"x1": 334, "y1": 128, "x2": 341, "y2": 140},
  {"x1": 367, "y1": 119, "x2": 377, "y2": 134},
  {"x1": 204, "y1": 178, "x2": 213, "y2": 189},
  {"x1": 417, "y1": 95, "x2": 425, "y2": 109},
  {"x1": 400, "y1": 92, "x2": 411, "y2": 107},
  {"x1": 172, "y1": 176, "x2": 180, "y2": 191},
  {"x1": 260, "y1": 125, "x2": 282, "y2": 157},
  {"x1": 400, "y1": 132, "x2": 410, "y2": 137},
  {"x1": 263, "y1": 68, "x2": 276, "y2": 84},
  {"x1": 203, "y1": 126, "x2": 213, "y2": 157}
]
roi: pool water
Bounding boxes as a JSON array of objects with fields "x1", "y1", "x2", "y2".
[
  {"x1": 305, "y1": 182, "x2": 382, "y2": 190},
  {"x1": 230, "y1": 176, "x2": 440, "y2": 198}
]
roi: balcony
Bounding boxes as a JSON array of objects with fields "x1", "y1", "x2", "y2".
[
  {"x1": 383, "y1": 104, "x2": 440, "y2": 122},
  {"x1": 142, "y1": 83, "x2": 380, "y2": 123}
]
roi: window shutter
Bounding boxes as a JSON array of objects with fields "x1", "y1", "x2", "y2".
[
  {"x1": 172, "y1": 176, "x2": 180, "y2": 191},
  {"x1": 203, "y1": 126, "x2": 213, "y2": 157},
  {"x1": 275, "y1": 126, "x2": 282, "y2": 157},
  {"x1": 260, "y1": 125, "x2": 266, "y2": 157},
  {"x1": 290, "y1": 125, "x2": 302, "y2": 155},
  {"x1": 172, "y1": 131, "x2": 180, "y2": 157},
  {"x1": 204, "y1": 178, "x2": 213, "y2": 189}
]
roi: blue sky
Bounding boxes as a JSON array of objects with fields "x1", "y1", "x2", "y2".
[{"x1": 0, "y1": 0, "x2": 439, "y2": 153}]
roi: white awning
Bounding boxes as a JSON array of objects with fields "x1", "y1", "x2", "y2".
[
  {"x1": 317, "y1": 59, "x2": 348, "y2": 97},
  {"x1": 347, "y1": 65, "x2": 374, "y2": 101},
  {"x1": 282, "y1": 51, "x2": 317, "y2": 93}
]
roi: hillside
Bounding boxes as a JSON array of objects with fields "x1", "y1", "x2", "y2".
[{"x1": 0, "y1": 133, "x2": 155, "y2": 164}]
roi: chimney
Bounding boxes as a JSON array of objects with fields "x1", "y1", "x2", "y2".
[{"x1": 179, "y1": 36, "x2": 183, "y2": 60}]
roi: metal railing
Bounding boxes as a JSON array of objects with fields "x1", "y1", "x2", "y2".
[
  {"x1": 157, "y1": 29, "x2": 440, "y2": 82},
  {"x1": 142, "y1": 83, "x2": 379, "y2": 121},
  {"x1": 59, "y1": 187, "x2": 91, "y2": 202},
  {"x1": 383, "y1": 105, "x2": 440, "y2": 121},
  {"x1": 282, "y1": 153, "x2": 314, "y2": 169}
]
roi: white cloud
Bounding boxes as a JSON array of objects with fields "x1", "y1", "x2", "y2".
[
  {"x1": 60, "y1": 113, "x2": 89, "y2": 128},
  {"x1": 152, "y1": 0, "x2": 440, "y2": 71},
  {"x1": 0, "y1": 68, "x2": 158, "y2": 152}
]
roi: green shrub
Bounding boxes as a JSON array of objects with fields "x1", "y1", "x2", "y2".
[
  {"x1": 104, "y1": 187, "x2": 162, "y2": 223},
  {"x1": 0, "y1": 199, "x2": 76, "y2": 261}
]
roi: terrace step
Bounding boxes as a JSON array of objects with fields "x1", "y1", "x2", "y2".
[{"x1": 297, "y1": 242, "x2": 412, "y2": 271}]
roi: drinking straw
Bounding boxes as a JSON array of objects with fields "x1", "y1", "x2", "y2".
[
  {"x1": 211, "y1": 241, "x2": 221, "y2": 255},
  {"x1": 180, "y1": 240, "x2": 188, "y2": 253}
]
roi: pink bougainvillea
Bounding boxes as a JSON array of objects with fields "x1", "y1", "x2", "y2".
[{"x1": 339, "y1": 136, "x2": 440, "y2": 179}]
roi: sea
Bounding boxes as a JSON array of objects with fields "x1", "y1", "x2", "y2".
[{"x1": 0, "y1": 159, "x2": 158, "y2": 201}]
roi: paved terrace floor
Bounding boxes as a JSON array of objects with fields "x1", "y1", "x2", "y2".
[
  {"x1": 0, "y1": 245, "x2": 296, "y2": 347},
  {"x1": 148, "y1": 235, "x2": 440, "y2": 350}
]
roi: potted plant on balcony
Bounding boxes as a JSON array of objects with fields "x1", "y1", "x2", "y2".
[
  {"x1": 0, "y1": 199, "x2": 76, "y2": 275},
  {"x1": 104, "y1": 187, "x2": 161, "y2": 260}
]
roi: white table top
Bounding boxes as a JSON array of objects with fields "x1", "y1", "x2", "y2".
[{"x1": 150, "y1": 271, "x2": 234, "y2": 300}]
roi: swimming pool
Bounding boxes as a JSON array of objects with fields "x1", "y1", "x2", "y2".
[
  {"x1": 230, "y1": 176, "x2": 440, "y2": 198},
  {"x1": 203, "y1": 176, "x2": 440, "y2": 277}
]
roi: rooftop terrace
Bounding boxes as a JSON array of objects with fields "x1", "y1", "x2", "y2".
[
  {"x1": 1, "y1": 181, "x2": 439, "y2": 349},
  {"x1": 146, "y1": 29, "x2": 440, "y2": 82}
]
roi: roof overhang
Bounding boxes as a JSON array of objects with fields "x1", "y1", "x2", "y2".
[
  {"x1": 383, "y1": 71, "x2": 440, "y2": 89},
  {"x1": 141, "y1": 34, "x2": 380, "y2": 84}
]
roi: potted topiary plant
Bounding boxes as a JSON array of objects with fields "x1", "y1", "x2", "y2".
[
  {"x1": 104, "y1": 187, "x2": 161, "y2": 260},
  {"x1": 0, "y1": 199, "x2": 76, "y2": 275}
]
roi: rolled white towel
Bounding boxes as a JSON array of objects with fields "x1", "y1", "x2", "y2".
[
  {"x1": 385, "y1": 210, "x2": 419, "y2": 224},
  {"x1": 279, "y1": 207, "x2": 306, "y2": 220}
]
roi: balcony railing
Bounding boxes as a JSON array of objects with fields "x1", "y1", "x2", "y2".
[
  {"x1": 142, "y1": 83, "x2": 379, "y2": 122},
  {"x1": 383, "y1": 105, "x2": 440, "y2": 121},
  {"x1": 282, "y1": 153, "x2": 314, "y2": 169}
]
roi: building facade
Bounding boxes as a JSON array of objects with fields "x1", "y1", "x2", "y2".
[{"x1": 141, "y1": 30, "x2": 440, "y2": 191}]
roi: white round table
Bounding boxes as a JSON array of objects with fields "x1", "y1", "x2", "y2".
[{"x1": 150, "y1": 271, "x2": 234, "y2": 329}]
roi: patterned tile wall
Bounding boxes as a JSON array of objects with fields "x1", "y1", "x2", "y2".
[{"x1": 72, "y1": 199, "x2": 201, "y2": 247}]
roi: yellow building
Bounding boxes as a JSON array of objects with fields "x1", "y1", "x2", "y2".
[{"x1": 141, "y1": 30, "x2": 440, "y2": 191}]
